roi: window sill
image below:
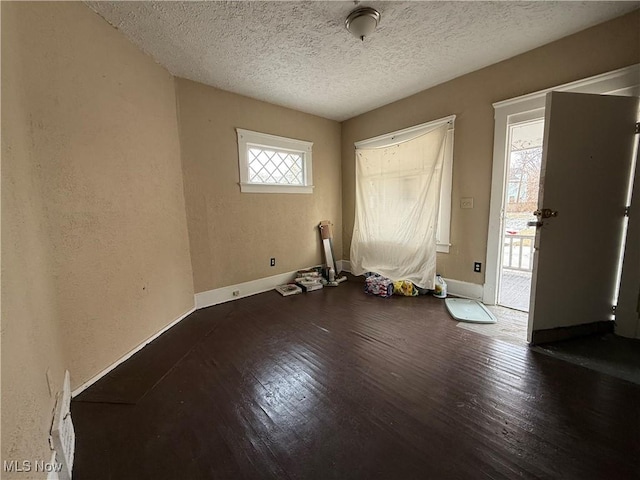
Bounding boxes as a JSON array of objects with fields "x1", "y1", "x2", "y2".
[
  {"x1": 239, "y1": 183, "x2": 314, "y2": 194},
  {"x1": 436, "y1": 243, "x2": 451, "y2": 254}
]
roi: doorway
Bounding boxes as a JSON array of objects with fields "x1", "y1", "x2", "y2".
[
  {"x1": 498, "y1": 119, "x2": 544, "y2": 312},
  {"x1": 484, "y1": 64, "x2": 640, "y2": 322}
]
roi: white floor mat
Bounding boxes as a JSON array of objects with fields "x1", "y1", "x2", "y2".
[{"x1": 445, "y1": 298, "x2": 497, "y2": 324}]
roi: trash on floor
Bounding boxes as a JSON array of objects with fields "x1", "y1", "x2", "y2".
[
  {"x1": 433, "y1": 274, "x2": 447, "y2": 298},
  {"x1": 365, "y1": 273, "x2": 394, "y2": 298},
  {"x1": 393, "y1": 280, "x2": 419, "y2": 296},
  {"x1": 364, "y1": 273, "x2": 430, "y2": 298},
  {"x1": 295, "y1": 268, "x2": 324, "y2": 292},
  {"x1": 274, "y1": 284, "x2": 302, "y2": 296}
]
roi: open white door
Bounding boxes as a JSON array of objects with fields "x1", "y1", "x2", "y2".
[{"x1": 528, "y1": 91, "x2": 639, "y2": 344}]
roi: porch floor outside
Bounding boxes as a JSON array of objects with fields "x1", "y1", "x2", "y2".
[{"x1": 499, "y1": 268, "x2": 532, "y2": 312}]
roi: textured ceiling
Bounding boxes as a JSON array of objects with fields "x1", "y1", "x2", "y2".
[{"x1": 85, "y1": 1, "x2": 638, "y2": 121}]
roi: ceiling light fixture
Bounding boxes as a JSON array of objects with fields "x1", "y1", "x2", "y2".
[{"x1": 345, "y1": 7, "x2": 381, "y2": 41}]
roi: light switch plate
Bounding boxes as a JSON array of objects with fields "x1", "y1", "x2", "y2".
[{"x1": 461, "y1": 197, "x2": 474, "y2": 209}]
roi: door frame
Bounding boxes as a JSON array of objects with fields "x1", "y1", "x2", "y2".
[
  {"x1": 616, "y1": 133, "x2": 640, "y2": 339},
  {"x1": 484, "y1": 64, "x2": 640, "y2": 306}
]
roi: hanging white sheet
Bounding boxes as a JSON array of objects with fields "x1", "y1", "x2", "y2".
[{"x1": 350, "y1": 123, "x2": 448, "y2": 289}]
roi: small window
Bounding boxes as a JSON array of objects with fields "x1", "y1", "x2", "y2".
[{"x1": 236, "y1": 129, "x2": 313, "y2": 194}]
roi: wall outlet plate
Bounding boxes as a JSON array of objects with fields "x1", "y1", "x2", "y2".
[
  {"x1": 270, "y1": 258, "x2": 275, "y2": 267},
  {"x1": 474, "y1": 262, "x2": 482, "y2": 273},
  {"x1": 461, "y1": 197, "x2": 474, "y2": 209}
]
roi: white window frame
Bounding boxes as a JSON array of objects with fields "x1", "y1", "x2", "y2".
[
  {"x1": 354, "y1": 115, "x2": 455, "y2": 253},
  {"x1": 236, "y1": 128, "x2": 314, "y2": 194}
]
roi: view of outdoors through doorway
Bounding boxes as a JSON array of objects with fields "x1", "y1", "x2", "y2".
[{"x1": 499, "y1": 119, "x2": 544, "y2": 311}]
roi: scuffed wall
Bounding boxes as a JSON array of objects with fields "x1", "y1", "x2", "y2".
[
  {"x1": 175, "y1": 78, "x2": 342, "y2": 293},
  {"x1": 1, "y1": 2, "x2": 68, "y2": 469},
  {"x1": 341, "y1": 10, "x2": 640, "y2": 285},
  {"x1": 1, "y1": 2, "x2": 194, "y2": 475}
]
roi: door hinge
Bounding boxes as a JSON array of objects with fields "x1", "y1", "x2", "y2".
[
  {"x1": 636, "y1": 122, "x2": 640, "y2": 134},
  {"x1": 624, "y1": 206, "x2": 630, "y2": 217}
]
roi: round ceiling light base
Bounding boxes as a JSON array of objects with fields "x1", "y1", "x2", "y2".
[{"x1": 345, "y1": 7, "x2": 381, "y2": 41}]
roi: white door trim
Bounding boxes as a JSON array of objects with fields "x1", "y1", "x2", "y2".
[
  {"x1": 616, "y1": 132, "x2": 640, "y2": 339},
  {"x1": 484, "y1": 64, "x2": 640, "y2": 305}
]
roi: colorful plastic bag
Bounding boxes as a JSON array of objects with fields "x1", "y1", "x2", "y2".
[
  {"x1": 364, "y1": 274, "x2": 394, "y2": 298},
  {"x1": 393, "y1": 280, "x2": 419, "y2": 297}
]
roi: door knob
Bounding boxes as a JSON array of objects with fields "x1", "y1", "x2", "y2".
[{"x1": 533, "y1": 208, "x2": 558, "y2": 219}]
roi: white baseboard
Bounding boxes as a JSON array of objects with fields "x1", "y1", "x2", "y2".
[
  {"x1": 340, "y1": 259, "x2": 351, "y2": 273},
  {"x1": 195, "y1": 263, "x2": 344, "y2": 309},
  {"x1": 444, "y1": 278, "x2": 483, "y2": 300},
  {"x1": 195, "y1": 272, "x2": 296, "y2": 309},
  {"x1": 71, "y1": 306, "x2": 196, "y2": 398}
]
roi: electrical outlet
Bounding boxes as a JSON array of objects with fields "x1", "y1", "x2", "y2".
[
  {"x1": 460, "y1": 197, "x2": 474, "y2": 209},
  {"x1": 270, "y1": 258, "x2": 276, "y2": 267},
  {"x1": 474, "y1": 262, "x2": 482, "y2": 273}
]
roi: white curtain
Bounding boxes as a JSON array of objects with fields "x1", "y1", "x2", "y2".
[{"x1": 350, "y1": 124, "x2": 448, "y2": 289}]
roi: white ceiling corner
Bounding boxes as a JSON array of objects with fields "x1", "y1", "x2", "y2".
[{"x1": 84, "y1": 1, "x2": 638, "y2": 121}]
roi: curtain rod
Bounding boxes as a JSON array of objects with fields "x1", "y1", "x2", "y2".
[{"x1": 355, "y1": 114, "x2": 455, "y2": 150}]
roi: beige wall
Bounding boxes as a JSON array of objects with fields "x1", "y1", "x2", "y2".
[
  {"x1": 175, "y1": 79, "x2": 342, "y2": 293},
  {"x1": 342, "y1": 10, "x2": 640, "y2": 285},
  {"x1": 1, "y1": 2, "x2": 194, "y2": 474}
]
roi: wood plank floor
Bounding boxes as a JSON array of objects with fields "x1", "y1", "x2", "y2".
[{"x1": 71, "y1": 278, "x2": 640, "y2": 480}]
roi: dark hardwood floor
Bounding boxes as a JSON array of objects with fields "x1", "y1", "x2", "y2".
[{"x1": 72, "y1": 278, "x2": 640, "y2": 480}]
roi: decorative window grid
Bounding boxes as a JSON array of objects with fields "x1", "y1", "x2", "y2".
[{"x1": 236, "y1": 129, "x2": 313, "y2": 194}]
